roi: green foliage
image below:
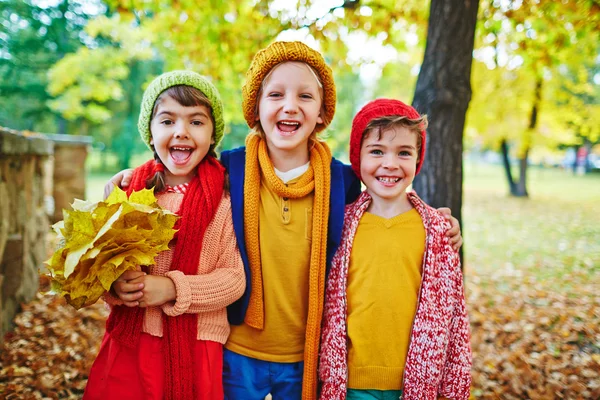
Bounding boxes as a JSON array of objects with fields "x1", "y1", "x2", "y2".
[
  {"x1": 0, "y1": 0, "x2": 105, "y2": 131},
  {"x1": 47, "y1": 15, "x2": 154, "y2": 123}
]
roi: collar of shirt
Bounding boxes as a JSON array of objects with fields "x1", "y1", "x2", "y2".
[
  {"x1": 274, "y1": 162, "x2": 310, "y2": 184},
  {"x1": 164, "y1": 182, "x2": 189, "y2": 194}
]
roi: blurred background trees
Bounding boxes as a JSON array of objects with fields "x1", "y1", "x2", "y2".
[{"x1": 1, "y1": 0, "x2": 599, "y2": 192}]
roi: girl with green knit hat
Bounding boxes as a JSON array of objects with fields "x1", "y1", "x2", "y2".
[{"x1": 85, "y1": 70, "x2": 245, "y2": 400}]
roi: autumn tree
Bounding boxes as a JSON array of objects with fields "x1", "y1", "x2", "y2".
[
  {"x1": 47, "y1": 15, "x2": 160, "y2": 169},
  {"x1": 472, "y1": 0, "x2": 600, "y2": 196}
]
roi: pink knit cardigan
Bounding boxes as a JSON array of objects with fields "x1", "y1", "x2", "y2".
[
  {"x1": 105, "y1": 192, "x2": 246, "y2": 345},
  {"x1": 318, "y1": 191, "x2": 472, "y2": 400}
]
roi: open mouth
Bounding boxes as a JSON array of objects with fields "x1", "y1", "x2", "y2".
[
  {"x1": 277, "y1": 120, "x2": 300, "y2": 133},
  {"x1": 377, "y1": 177, "x2": 401, "y2": 184},
  {"x1": 170, "y1": 146, "x2": 194, "y2": 164}
]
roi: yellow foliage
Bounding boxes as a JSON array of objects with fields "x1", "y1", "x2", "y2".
[{"x1": 46, "y1": 187, "x2": 178, "y2": 310}]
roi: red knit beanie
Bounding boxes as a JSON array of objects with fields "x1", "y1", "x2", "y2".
[{"x1": 349, "y1": 98, "x2": 427, "y2": 180}]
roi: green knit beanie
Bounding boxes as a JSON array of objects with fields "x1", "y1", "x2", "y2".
[{"x1": 138, "y1": 70, "x2": 225, "y2": 150}]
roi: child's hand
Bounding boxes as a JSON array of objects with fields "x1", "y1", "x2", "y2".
[
  {"x1": 112, "y1": 270, "x2": 146, "y2": 307},
  {"x1": 437, "y1": 207, "x2": 463, "y2": 251},
  {"x1": 129, "y1": 275, "x2": 176, "y2": 308},
  {"x1": 103, "y1": 169, "x2": 134, "y2": 200}
]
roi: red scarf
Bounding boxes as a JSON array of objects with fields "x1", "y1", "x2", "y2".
[{"x1": 106, "y1": 156, "x2": 225, "y2": 400}]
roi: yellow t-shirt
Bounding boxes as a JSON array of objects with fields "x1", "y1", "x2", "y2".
[
  {"x1": 225, "y1": 173, "x2": 313, "y2": 362},
  {"x1": 347, "y1": 209, "x2": 425, "y2": 390}
]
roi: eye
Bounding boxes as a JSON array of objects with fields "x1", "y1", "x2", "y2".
[
  {"x1": 300, "y1": 93, "x2": 314, "y2": 99},
  {"x1": 191, "y1": 120, "x2": 204, "y2": 126},
  {"x1": 399, "y1": 150, "x2": 412, "y2": 156},
  {"x1": 160, "y1": 119, "x2": 174, "y2": 126},
  {"x1": 369, "y1": 149, "x2": 383, "y2": 156},
  {"x1": 267, "y1": 92, "x2": 282, "y2": 98}
]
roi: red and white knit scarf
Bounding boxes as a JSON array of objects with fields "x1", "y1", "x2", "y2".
[{"x1": 106, "y1": 156, "x2": 225, "y2": 400}]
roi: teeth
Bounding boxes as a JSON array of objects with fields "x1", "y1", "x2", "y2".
[
  {"x1": 171, "y1": 147, "x2": 191, "y2": 151},
  {"x1": 279, "y1": 121, "x2": 299, "y2": 125},
  {"x1": 378, "y1": 177, "x2": 400, "y2": 183}
]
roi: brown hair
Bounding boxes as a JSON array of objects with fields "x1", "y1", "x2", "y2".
[
  {"x1": 363, "y1": 115, "x2": 428, "y2": 162},
  {"x1": 146, "y1": 85, "x2": 228, "y2": 192}
]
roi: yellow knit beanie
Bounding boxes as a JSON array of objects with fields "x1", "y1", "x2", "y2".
[{"x1": 242, "y1": 41, "x2": 336, "y2": 133}]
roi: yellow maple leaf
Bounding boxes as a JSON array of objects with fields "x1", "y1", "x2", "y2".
[{"x1": 45, "y1": 188, "x2": 178, "y2": 309}]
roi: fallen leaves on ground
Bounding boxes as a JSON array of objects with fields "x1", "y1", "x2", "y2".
[
  {"x1": 467, "y1": 270, "x2": 600, "y2": 399},
  {"x1": 0, "y1": 290, "x2": 108, "y2": 399}
]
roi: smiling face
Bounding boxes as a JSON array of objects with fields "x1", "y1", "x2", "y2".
[
  {"x1": 360, "y1": 125, "x2": 419, "y2": 209},
  {"x1": 150, "y1": 95, "x2": 214, "y2": 186},
  {"x1": 256, "y1": 62, "x2": 324, "y2": 169}
]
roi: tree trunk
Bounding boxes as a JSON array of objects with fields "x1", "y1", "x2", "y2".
[
  {"x1": 412, "y1": 0, "x2": 480, "y2": 264},
  {"x1": 514, "y1": 149, "x2": 528, "y2": 197},
  {"x1": 500, "y1": 139, "x2": 518, "y2": 195},
  {"x1": 512, "y1": 77, "x2": 542, "y2": 197}
]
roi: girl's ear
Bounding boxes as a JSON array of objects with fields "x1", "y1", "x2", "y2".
[
  {"x1": 317, "y1": 112, "x2": 324, "y2": 125},
  {"x1": 211, "y1": 136, "x2": 215, "y2": 145},
  {"x1": 150, "y1": 138, "x2": 154, "y2": 146}
]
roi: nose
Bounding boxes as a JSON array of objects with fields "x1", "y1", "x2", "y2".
[
  {"x1": 173, "y1": 122, "x2": 189, "y2": 139},
  {"x1": 283, "y1": 97, "x2": 299, "y2": 114},
  {"x1": 382, "y1": 154, "x2": 399, "y2": 169}
]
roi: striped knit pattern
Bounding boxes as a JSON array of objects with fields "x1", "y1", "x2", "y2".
[
  {"x1": 243, "y1": 134, "x2": 332, "y2": 400},
  {"x1": 319, "y1": 191, "x2": 472, "y2": 400},
  {"x1": 241, "y1": 41, "x2": 336, "y2": 132}
]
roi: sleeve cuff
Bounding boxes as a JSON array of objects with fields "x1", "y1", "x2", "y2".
[
  {"x1": 102, "y1": 289, "x2": 124, "y2": 306},
  {"x1": 162, "y1": 270, "x2": 192, "y2": 316}
]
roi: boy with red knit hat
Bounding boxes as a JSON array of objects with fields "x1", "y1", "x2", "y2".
[{"x1": 319, "y1": 98, "x2": 472, "y2": 400}]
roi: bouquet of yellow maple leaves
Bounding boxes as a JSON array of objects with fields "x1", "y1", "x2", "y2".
[{"x1": 46, "y1": 187, "x2": 179, "y2": 310}]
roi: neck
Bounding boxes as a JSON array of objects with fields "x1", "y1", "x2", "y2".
[
  {"x1": 366, "y1": 192, "x2": 413, "y2": 219},
  {"x1": 164, "y1": 170, "x2": 194, "y2": 187},
  {"x1": 266, "y1": 142, "x2": 310, "y2": 172}
]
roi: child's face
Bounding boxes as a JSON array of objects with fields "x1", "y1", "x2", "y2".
[
  {"x1": 256, "y1": 62, "x2": 324, "y2": 162},
  {"x1": 360, "y1": 126, "x2": 419, "y2": 205},
  {"x1": 150, "y1": 95, "x2": 214, "y2": 186}
]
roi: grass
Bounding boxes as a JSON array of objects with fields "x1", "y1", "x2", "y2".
[{"x1": 462, "y1": 162, "x2": 600, "y2": 285}]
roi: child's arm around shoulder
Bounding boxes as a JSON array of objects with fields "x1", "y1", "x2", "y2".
[
  {"x1": 161, "y1": 194, "x2": 246, "y2": 317},
  {"x1": 103, "y1": 169, "x2": 134, "y2": 199}
]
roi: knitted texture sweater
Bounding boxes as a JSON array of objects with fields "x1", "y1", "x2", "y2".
[
  {"x1": 319, "y1": 191, "x2": 472, "y2": 400},
  {"x1": 105, "y1": 192, "x2": 246, "y2": 344}
]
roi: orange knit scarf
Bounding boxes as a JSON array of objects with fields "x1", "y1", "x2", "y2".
[{"x1": 243, "y1": 134, "x2": 331, "y2": 399}]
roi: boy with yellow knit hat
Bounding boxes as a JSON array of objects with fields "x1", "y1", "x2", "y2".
[
  {"x1": 220, "y1": 41, "x2": 355, "y2": 399},
  {"x1": 106, "y1": 42, "x2": 463, "y2": 400}
]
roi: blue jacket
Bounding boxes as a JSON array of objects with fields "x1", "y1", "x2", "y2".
[{"x1": 221, "y1": 146, "x2": 361, "y2": 325}]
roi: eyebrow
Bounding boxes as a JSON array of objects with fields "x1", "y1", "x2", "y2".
[
  {"x1": 365, "y1": 143, "x2": 416, "y2": 149},
  {"x1": 264, "y1": 81, "x2": 319, "y2": 91},
  {"x1": 155, "y1": 110, "x2": 210, "y2": 119}
]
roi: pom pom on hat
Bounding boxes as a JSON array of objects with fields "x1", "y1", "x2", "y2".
[
  {"x1": 349, "y1": 98, "x2": 427, "y2": 180},
  {"x1": 138, "y1": 70, "x2": 224, "y2": 150},
  {"x1": 241, "y1": 41, "x2": 336, "y2": 133}
]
